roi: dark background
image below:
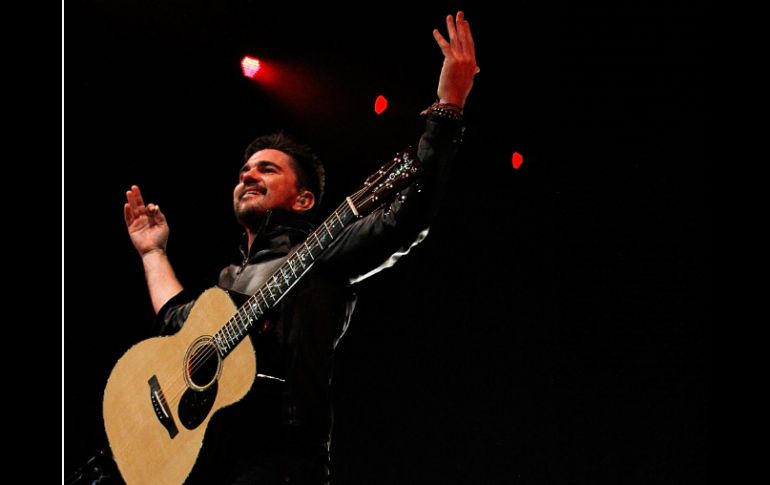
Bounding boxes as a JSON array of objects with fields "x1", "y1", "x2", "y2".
[{"x1": 66, "y1": 1, "x2": 706, "y2": 483}]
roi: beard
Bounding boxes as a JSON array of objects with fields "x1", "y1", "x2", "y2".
[{"x1": 234, "y1": 199, "x2": 268, "y2": 232}]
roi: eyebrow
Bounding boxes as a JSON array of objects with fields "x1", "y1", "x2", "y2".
[{"x1": 240, "y1": 160, "x2": 283, "y2": 172}]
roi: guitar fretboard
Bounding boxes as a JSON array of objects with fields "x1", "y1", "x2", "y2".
[
  {"x1": 213, "y1": 201, "x2": 357, "y2": 356},
  {"x1": 211, "y1": 148, "x2": 420, "y2": 357}
]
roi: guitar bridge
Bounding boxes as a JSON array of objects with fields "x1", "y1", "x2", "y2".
[{"x1": 148, "y1": 375, "x2": 178, "y2": 439}]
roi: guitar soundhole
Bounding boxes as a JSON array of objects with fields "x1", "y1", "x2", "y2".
[{"x1": 184, "y1": 337, "x2": 222, "y2": 391}]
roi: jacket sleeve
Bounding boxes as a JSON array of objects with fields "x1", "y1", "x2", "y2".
[
  {"x1": 153, "y1": 289, "x2": 196, "y2": 336},
  {"x1": 318, "y1": 113, "x2": 463, "y2": 282}
]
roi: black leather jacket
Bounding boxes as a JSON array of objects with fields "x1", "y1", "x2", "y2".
[{"x1": 155, "y1": 113, "x2": 463, "y2": 480}]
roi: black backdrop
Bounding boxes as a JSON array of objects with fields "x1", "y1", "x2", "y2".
[{"x1": 66, "y1": 2, "x2": 706, "y2": 483}]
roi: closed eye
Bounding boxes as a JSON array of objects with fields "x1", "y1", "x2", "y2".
[{"x1": 238, "y1": 161, "x2": 281, "y2": 181}]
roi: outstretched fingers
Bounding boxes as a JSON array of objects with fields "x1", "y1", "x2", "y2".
[
  {"x1": 126, "y1": 186, "x2": 144, "y2": 218},
  {"x1": 124, "y1": 202, "x2": 134, "y2": 225},
  {"x1": 458, "y1": 13, "x2": 476, "y2": 62},
  {"x1": 133, "y1": 185, "x2": 146, "y2": 208},
  {"x1": 125, "y1": 185, "x2": 163, "y2": 227},
  {"x1": 125, "y1": 188, "x2": 141, "y2": 226},
  {"x1": 445, "y1": 13, "x2": 459, "y2": 47},
  {"x1": 432, "y1": 28, "x2": 451, "y2": 56},
  {"x1": 434, "y1": 12, "x2": 478, "y2": 67}
]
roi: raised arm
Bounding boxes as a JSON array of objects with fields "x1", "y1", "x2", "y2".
[
  {"x1": 433, "y1": 11, "x2": 479, "y2": 108},
  {"x1": 124, "y1": 185, "x2": 183, "y2": 313},
  {"x1": 317, "y1": 12, "x2": 479, "y2": 281}
]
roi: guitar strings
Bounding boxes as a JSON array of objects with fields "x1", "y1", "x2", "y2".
[
  {"x1": 162, "y1": 164, "x2": 411, "y2": 411},
  {"x1": 176, "y1": 179, "x2": 376, "y2": 381},
  {"x1": 178, "y1": 164, "x2": 407, "y2": 381},
  {"x1": 166, "y1": 189, "x2": 371, "y2": 401},
  {"x1": 163, "y1": 196, "x2": 367, "y2": 406},
  {"x1": 176, "y1": 195, "x2": 361, "y2": 377}
]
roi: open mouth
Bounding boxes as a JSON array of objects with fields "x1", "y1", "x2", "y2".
[{"x1": 241, "y1": 187, "x2": 266, "y2": 199}]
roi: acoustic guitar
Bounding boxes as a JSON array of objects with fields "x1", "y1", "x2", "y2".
[{"x1": 103, "y1": 149, "x2": 422, "y2": 484}]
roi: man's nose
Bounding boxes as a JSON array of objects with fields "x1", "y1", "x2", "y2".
[{"x1": 242, "y1": 168, "x2": 262, "y2": 184}]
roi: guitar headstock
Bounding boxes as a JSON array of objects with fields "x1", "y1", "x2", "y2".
[{"x1": 351, "y1": 147, "x2": 423, "y2": 216}]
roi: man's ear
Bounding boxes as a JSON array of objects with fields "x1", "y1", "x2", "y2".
[{"x1": 293, "y1": 190, "x2": 315, "y2": 213}]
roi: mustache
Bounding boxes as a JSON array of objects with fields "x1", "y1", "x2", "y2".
[{"x1": 239, "y1": 183, "x2": 267, "y2": 199}]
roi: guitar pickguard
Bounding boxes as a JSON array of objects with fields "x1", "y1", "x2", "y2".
[{"x1": 179, "y1": 382, "x2": 218, "y2": 430}]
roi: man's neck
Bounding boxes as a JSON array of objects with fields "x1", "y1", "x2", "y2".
[
  {"x1": 243, "y1": 209, "x2": 274, "y2": 254},
  {"x1": 246, "y1": 230, "x2": 257, "y2": 254}
]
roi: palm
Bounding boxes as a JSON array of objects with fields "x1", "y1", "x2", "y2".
[
  {"x1": 124, "y1": 186, "x2": 170, "y2": 255},
  {"x1": 432, "y1": 12, "x2": 479, "y2": 107},
  {"x1": 128, "y1": 213, "x2": 168, "y2": 252}
]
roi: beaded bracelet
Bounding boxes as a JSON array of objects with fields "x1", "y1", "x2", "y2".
[{"x1": 420, "y1": 101, "x2": 463, "y2": 121}]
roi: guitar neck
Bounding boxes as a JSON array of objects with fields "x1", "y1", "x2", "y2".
[{"x1": 212, "y1": 201, "x2": 358, "y2": 356}]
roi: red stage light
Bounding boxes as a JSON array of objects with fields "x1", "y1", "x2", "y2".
[
  {"x1": 512, "y1": 152, "x2": 523, "y2": 170},
  {"x1": 374, "y1": 95, "x2": 388, "y2": 115},
  {"x1": 241, "y1": 57, "x2": 261, "y2": 78}
]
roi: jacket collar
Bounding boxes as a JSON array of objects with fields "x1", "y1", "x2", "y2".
[{"x1": 239, "y1": 210, "x2": 315, "y2": 262}]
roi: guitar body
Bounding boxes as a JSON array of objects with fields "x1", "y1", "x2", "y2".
[{"x1": 103, "y1": 288, "x2": 257, "y2": 485}]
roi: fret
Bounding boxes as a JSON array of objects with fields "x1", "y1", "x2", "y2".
[
  {"x1": 259, "y1": 289, "x2": 270, "y2": 307},
  {"x1": 242, "y1": 309, "x2": 252, "y2": 325},
  {"x1": 214, "y1": 333, "x2": 225, "y2": 354},
  {"x1": 233, "y1": 313, "x2": 243, "y2": 333},
  {"x1": 304, "y1": 242, "x2": 315, "y2": 260},
  {"x1": 223, "y1": 323, "x2": 233, "y2": 347},
  {"x1": 313, "y1": 232, "x2": 324, "y2": 249},
  {"x1": 268, "y1": 275, "x2": 280, "y2": 292},
  {"x1": 250, "y1": 299, "x2": 262, "y2": 317},
  {"x1": 286, "y1": 268, "x2": 294, "y2": 286},
  {"x1": 287, "y1": 258, "x2": 298, "y2": 278},
  {"x1": 334, "y1": 210, "x2": 344, "y2": 227},
  {"x1": 279, "y1": 268, "x2": 290, "y2": 287},
  {"x1": 323, "y1": 221, "x2": 335, "y2": 239}
]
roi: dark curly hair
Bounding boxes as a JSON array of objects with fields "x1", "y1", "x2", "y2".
[{"x1": 244, "y1": 132, "x2": 326, "y2": 213}]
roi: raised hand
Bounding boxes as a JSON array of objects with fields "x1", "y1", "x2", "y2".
[
  {"x1": 432, "y1": 11, "x2": 479, "y2": 108},
  {"x1": 124, "y1": 185, "x2": 170, "y2": 256}
]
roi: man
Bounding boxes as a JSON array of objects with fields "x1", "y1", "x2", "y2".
[{"x1": 124, "y1": 11, "x2": 478, "y2": 485}]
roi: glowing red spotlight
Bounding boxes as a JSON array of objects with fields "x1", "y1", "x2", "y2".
[
  {"x1": 374, "y1": 95, "x2": 388, "y2": 115},
  {"x1": 512, "y1": 152, "x2": 523, "y2": 170},
  {"x1": 241, "y1": 57, "x2": 261, "y2": 78}
]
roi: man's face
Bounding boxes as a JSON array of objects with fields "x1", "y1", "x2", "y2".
[{"x1": 233, "y1": 149, "x2": 307, "y2": 225}]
